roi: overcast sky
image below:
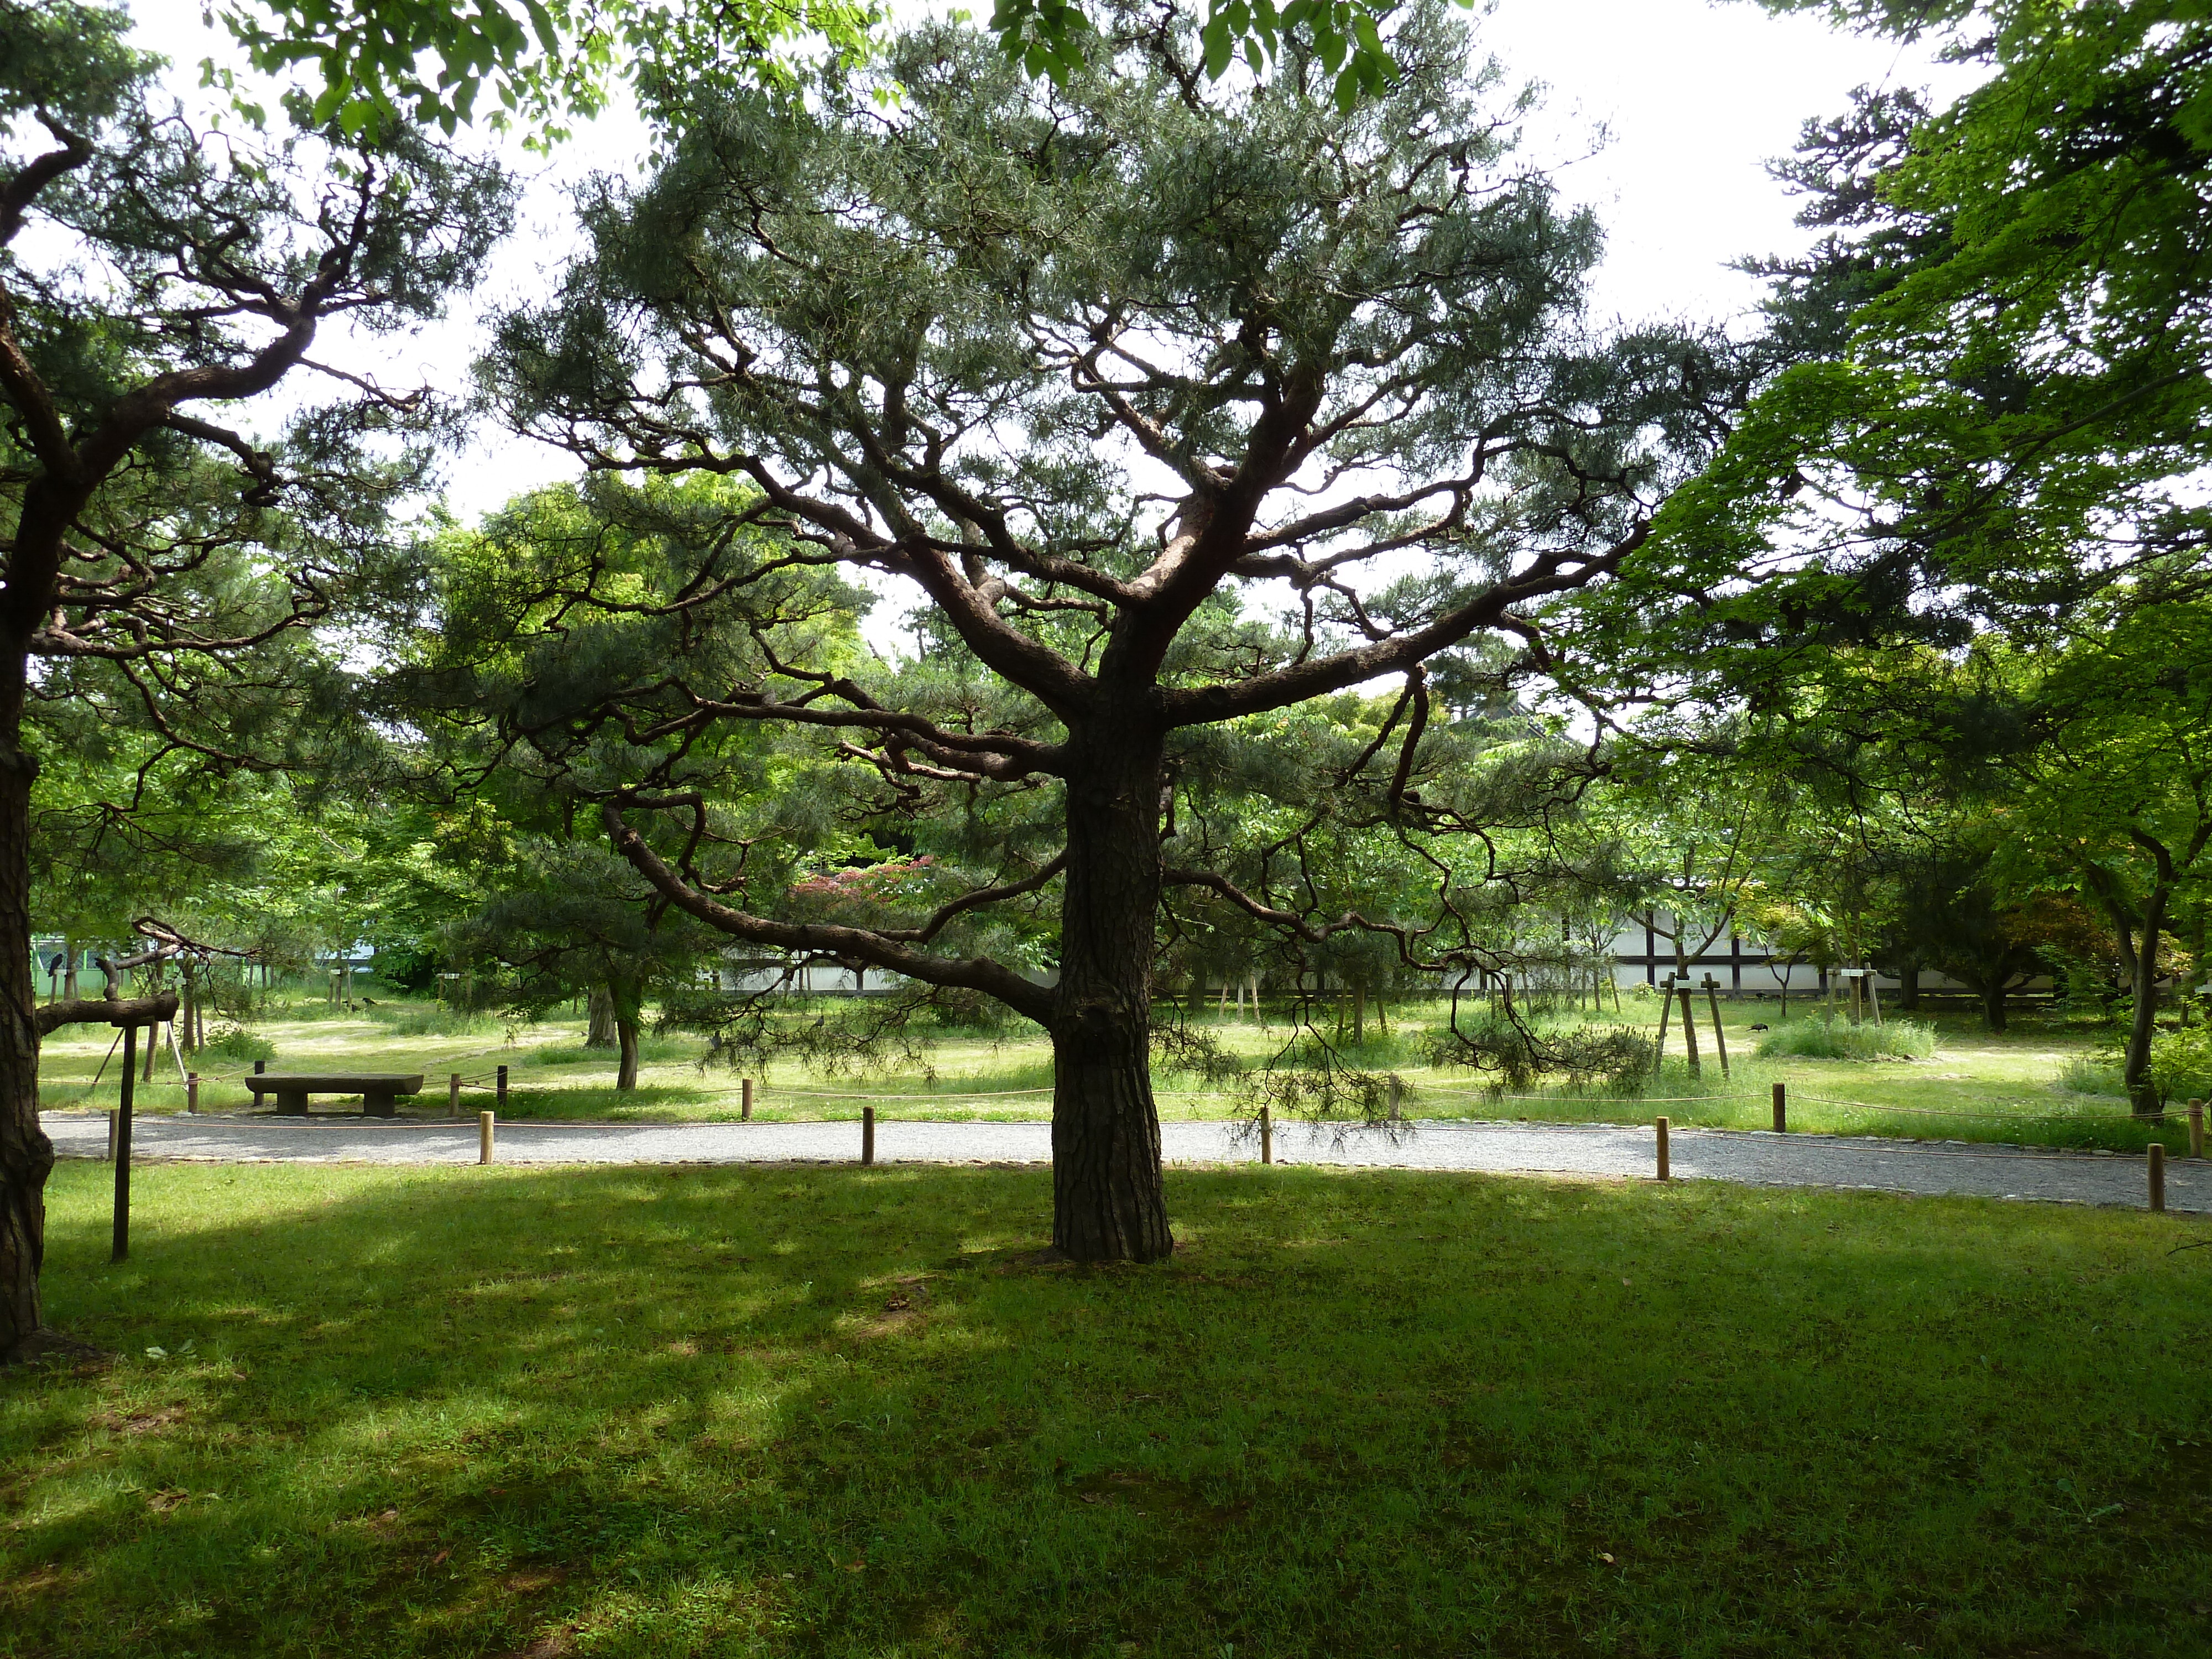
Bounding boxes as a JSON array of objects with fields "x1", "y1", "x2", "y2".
[{"x1": 124, "y1": 0, "x2": 1976, "y2": 524}]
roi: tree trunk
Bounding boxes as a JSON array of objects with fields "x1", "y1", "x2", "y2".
[
  {"x1": 586, "y1": 985, "x2": 618, "y2": 1048},
  {"x1": 2124, "y1": 886, "x2": 2169, "y2": 1115},
  {"x1": 1049, "y1": 718, "x2": 1171, "y2": 1264},
  {"x1": 616, "y1": 1018, "x2": 639, "y2": 1091},
  {"x1": 60, "y1": 938, "x2": 75, "y2": 1003},
  {"x1": 1982, "y1": 979, "x2": 2008, "y2": 1034},
  {"x1": 0, "y1": 692, "x2": 49, "y2": 1361},
  {"x1": 1897, "y1": 961, "x2": 1920, "y2": 1011},
  {"x1": 1352, "y1": 978, "x2": 1366, "y2": 1045}
]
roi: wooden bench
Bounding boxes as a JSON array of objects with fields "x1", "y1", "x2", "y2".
[{"x1": 243, "y1": 1072, "x2": 425, "y2": 1118}]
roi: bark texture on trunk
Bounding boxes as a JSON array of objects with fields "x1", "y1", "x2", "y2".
[
  {"x1": 1897, "y1": 962, "x2": 1920, "y2": 1010},
  {"x1": 616, "y1": 1019, "x2": 639, "y2": 1092},
  {"x1": 0, "y1": 722, "x2": 47, "y2": 1361},
  {"x1": 1049, "y1": 717, "x2": 1171, "y2": 1263},
  {"x1": 586, "y1": 985, "x2": 617, "y2": 1048}
]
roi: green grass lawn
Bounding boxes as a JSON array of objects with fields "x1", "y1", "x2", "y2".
[
  {"x1": 32, "y1": 992, "x2": 2199, "y2": 1155},
  {"x1": 6, "y1": 1161, "x2": 2211, "y2": 1656}
]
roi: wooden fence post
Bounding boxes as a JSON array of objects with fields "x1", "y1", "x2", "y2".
[
  {"x1": 496, "y1": 1065, "x2": 508, "y2": 1110},
  {"x1": 862, "y1": 1105, "x2": 875, "y2": 1167},
  {"x1": 448, "y1": 1072, "x2": 461, "y2": 1118},
  {"x1": 105, "y1": 1108, "x2": 117, "y2": 1163},
  {"x1": 1771, "y1": 1081, "x2": 1786, "y2": 1134},
  {"x1": 1655, "y1": 1115, "x2": 1670, "y2": 1182},
  {"x1": 186, "y1": 1071, "x2": 199, "y2": 1115},
  {"x1": 2190, "y1": 1098, "x2": 2205, "y2": 1160},
  {"x1": 1260, "y1": 1104, "x2": 1272, "y2": 1166},
  {"x1": 742, "y1": 1077, "x2": 754, "y2": 1121},
  {"x1": 2149, "y1": 1142, "x2": 2166, "y2": 1213},
  {"x1": 479, "y1": 1111, "x2": 494, "y2": 1166}
]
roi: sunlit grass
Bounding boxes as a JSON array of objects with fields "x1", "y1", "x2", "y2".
[{"x1": 4, "y1": 1160, "x2": 2208, "y2": 1656}]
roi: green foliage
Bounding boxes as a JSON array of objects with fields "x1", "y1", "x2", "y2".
[
  {"x1": 197, "y1": 1024, "x2": 276, "y2": 1063},
  {"x1": 2145, "y1": 1023, "x2": 2212, "y2": 1109},
  {"x1": 363, "y1": 1003, "x2": 499, "y2": 1038},
  {"x1": 1755, "y1": 1018, "x2": 1937, "y2": 1062}
]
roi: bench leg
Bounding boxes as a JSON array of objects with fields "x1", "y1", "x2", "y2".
[
  {"x1": 363, "y1": 1092, "x2": 396, "y2": 1118},
  {"x1": 274, "y1": 1089, "x2": 309, "y2": 1114}
]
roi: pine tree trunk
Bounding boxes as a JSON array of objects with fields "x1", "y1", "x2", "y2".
[
  {"x1": 616, "y1": 1019, "x2": 639, "y2": 1091},
  {"x1": 586, "y1": 985, "x2": 617, "y2": 1048},
  {"x1": 0, "y1": 680, "x2": 50, "y2": 1361},
  {"x1": 1049, "y1": 718, "x2": 1171, "y2": 1264},
  {"x1": 1898, "y1": 961, "x2": 1920, "y2": 1011}
]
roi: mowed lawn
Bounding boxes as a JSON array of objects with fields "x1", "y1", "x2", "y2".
[
  {"x1": 5, "y1": 1162, "x2": 2211, "y2": 1656},
  {"x1": 33, "y1": 994, "x2": 2197, "y2": 1155}
]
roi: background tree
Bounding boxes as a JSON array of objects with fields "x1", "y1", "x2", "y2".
[
  {"x1": 0, "y1": 1, "x2": 511, "y2": 1361},
  {"x1": 477, "y1": 2, "x2": 1744, "y2": 1261}
]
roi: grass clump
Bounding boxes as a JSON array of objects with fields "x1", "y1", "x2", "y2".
[
  {"x1": 364, "y1": 1003, "x2": 500, "y2": 1037},
  {"x1": 194, "y1": 1024, "x2": 275, "y2": 1063},
  {"x1": 1755, "y1": 1016, "x2": 1937, "y2": 1062},
  {"x1": 7, "y1": 1162, "x2": 2209, "y2": 1657}
]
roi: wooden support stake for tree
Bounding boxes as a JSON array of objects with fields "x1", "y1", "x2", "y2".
[
  {"x1": 1260, "y1": 1104, "x2": 1272, "y2": 1165},
  {"x1": 1655, "y1": 1115, "x2": 1670, "y2": 1182},
  {"x1": 1701, "y1": 974, "x2": 1729, "y2": 1078},
  {"x1": 496, "y1": 1065, "x2": 509, "y2": 1109},
  {"x1": 1654, "y1": 974, "x2": 1674, "y2": 1072},
  {"x1": 2189, "y1": 1098, "x2": 2205, "y2": 1160},
  {"x1": 112, "y1": 1024, "x2": 138, "y2": 1263},
  {"x1": 2149, "y1": 1142, "x2": 2166, "y2": 1213},
  {"x1": 742, "y1": 1077, "x2": 754, "y2": 1121},
  {"x1": 479, "y1": 1111, "x2": 495, "y2": 1166},
  {"x1": 1772, "y1": 1082, "x2": 1786, "y2": 1134},
  {"x1": 862, "y1": 1105, "x2": 876, "y2": 1167}
]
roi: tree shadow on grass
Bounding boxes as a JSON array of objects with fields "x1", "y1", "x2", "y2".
[{"x1": 4, "y1": 1162, "x2": 2209, "y2": 1657}]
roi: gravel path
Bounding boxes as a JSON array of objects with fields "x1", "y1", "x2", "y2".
[{"x1": 39, "y1": 1111, "x2": 2209, "y2": 1214}]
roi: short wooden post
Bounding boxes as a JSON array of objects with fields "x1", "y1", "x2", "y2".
[
  {"x1": 479, "y1": 1110, "x2": 495, "y2": 1166},
  {"x1": 496, "y1": 1065, "x2": 508, "y2": 1109},
  {"x1": 2150, "y1": 1142, "x2": 2166, "y2": 1213},
  {"x1": 448, "y1": 1072, "x2": 461, "y2": 1118},
  {"x1": 862, "y1": 1105, "x2": 875, "y2": 1167},
  {"x1": 254, "y1": 1058, "x2": 265, "y2": 1078},
  {"x1": 2190, "y1": 1098, "x2": 2205, "y2": 1160},
  {"x1": 1655, "y1": 1115, "x2": 1670, "y2": 1181},
  {"x1": 742, "y1": 1077, "x2": 754, "y2": 1121},
  {"x1": 1701, "y1": 974, "x2": 1730, "y2": 1078},
  {"x1": 112, "y1": 1025, "x2": 137, "y2": 1263},
  {"x1": 1771, "y1": 1081, "x2": 1786, "y2": 1133},
  {"x1": 186, "y1": 1071, "x2": 199, "y2": 1114},
  {"x1": 1260, "y1": 1104, "x2": 1273, "y2": 1165},
  {"x1": 105, "y1": 1108, "x2": 118, "y2": 1163},
  {"x1": 1387, "y1": 1076, "x2": 1402, "y2": 1120}
]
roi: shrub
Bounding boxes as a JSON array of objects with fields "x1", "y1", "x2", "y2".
[
  {"x1": 1754, "y1": 1018, "x2": 1936, "y2": 1062},
  {"x1": 198, "y1": 1024, "x2": 275, "y2": 1063},
  {"x1": 2147, "y1": 1025, "x2": 2212, "y2": 1107}
]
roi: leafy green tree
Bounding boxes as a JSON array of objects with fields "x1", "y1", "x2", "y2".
[
  {"x1": 476, "y1": 3, "x2": 1744, "y2": 1260},
  {"x1": 0, "y1": 2, "x2": 513, "y2": 1361},
  {"x1": 215, "y1": 0, "x2": 1406, "y2": 143}
]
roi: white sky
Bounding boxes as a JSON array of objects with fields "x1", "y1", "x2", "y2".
[{"x1": 121, "y1": 0, "x2": 1975, "y2": 533}]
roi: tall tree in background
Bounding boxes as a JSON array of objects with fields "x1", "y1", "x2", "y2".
[
  {"x1": 0, "y1": 2, "x2": 511, "y2": 1361},
  {"x1": 481, "y1": 2, "x2": 1743, "y2": 1261}
]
